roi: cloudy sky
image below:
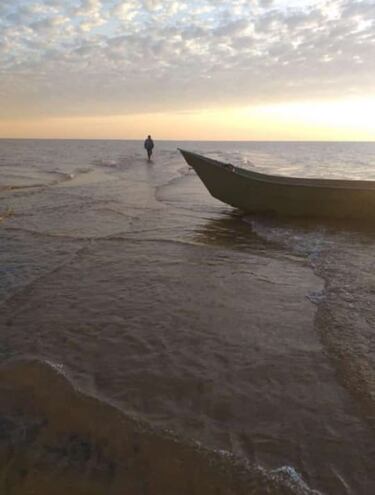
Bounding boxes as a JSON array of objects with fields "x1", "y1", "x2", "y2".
[{"x1": 0, "y1": 0, "x2": 374, "y2": 139}]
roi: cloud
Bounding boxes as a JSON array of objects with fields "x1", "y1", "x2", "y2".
[{"x1": 0, "y1": 0, "x2": 374, "y2": 119}]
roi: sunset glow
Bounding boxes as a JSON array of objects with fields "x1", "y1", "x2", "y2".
[{"x1": 0, "y1": 0, "x2": 374, "y2": 140}]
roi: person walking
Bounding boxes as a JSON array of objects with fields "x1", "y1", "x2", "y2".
[{"x1": 144, "y1": 135, "x2": 154, "y2": 161}]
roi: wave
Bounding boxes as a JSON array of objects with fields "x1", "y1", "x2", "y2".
[
  {"x1": 0, "y1": 168, "x2": 93, "y2": 195},
  {"x1": 0, "y1": 358, "x2": 320, "y2": 495},
  {"x1": 249, "y1": 217, "x2": 375, "y2": 427},
  {"x1": 93, "y1": 159, "x2": 119, "y2": 168},
  {"x1": 44, "y1": 167, "x2": 93, "y2": 185}
]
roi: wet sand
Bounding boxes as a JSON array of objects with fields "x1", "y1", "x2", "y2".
[{"x1": 0, "y1": 353, "x2": 319, "y2": 495}]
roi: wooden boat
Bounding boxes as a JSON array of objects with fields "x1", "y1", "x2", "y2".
[{"x1": 179, "y1": 149, "x2": 375, "y2": 220}]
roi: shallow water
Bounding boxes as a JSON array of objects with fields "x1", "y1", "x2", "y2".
[{"x1": 0, "y1": 139, "x2": 374, "y2": 494}]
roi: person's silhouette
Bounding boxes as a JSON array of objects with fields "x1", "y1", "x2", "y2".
[{"x1": 144, "y1": 135, "x2": 154, "y2": 161}]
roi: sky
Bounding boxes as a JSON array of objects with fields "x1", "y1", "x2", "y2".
[{"x1": 0, "y1": 0, "x2": 374, "y2": 140}]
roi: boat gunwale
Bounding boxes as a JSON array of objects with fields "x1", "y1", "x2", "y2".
[{"x1": 178, "y1": 149, "x2": 375, "y2": 192}]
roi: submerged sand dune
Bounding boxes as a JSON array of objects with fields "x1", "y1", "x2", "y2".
[{"x1": 0, "y1": 359, "x2": 318, "y2": 495}]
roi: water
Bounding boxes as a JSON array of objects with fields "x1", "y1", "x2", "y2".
[{"x1": 0, "y1": 139, "x2": 374, "y2": 495}]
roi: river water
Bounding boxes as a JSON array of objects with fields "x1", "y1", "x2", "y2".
[{"x1": 0, "y1": 139, "x2": 374, "y2": 495}]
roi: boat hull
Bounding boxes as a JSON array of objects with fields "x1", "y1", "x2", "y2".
[{"x1": 179, "y1": 149, "x2": 375, "y2": 220}]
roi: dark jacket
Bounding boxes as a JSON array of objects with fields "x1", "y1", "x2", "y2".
[{"x1": 144, "y1": 138, "x2": 154, "y2": 150}]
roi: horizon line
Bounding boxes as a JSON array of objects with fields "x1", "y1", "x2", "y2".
[{"x1": 1, "y1": 137, "x2": 374, "y2": 143}]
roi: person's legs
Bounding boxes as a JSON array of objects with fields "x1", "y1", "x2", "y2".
[{"x1": 147, "y1": 149, "x2": 152, "y2": 161}]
